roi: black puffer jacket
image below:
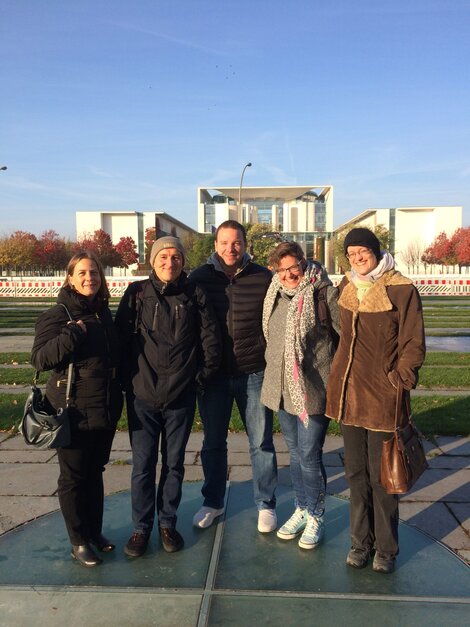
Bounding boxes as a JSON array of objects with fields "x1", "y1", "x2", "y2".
[
  {"x1": 188, "y1": 256, "x2": 272, "y2": 375},
  {"x1": 114, "y1": 271, "x2": 221, "y2": 407},
  {"x1": 31, "y1": 287, "x2": 123, "y2": 431}
]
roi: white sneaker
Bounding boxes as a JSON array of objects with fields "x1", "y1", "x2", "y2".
[
  {"x1": 298, "y1": 514, "x2": 324, "y2": 550},
  {"x1": 276, "y1": 508, "x2": 307, "y2": 540},
  {"x1": 258, "y1": 508, "x2": 277, "y2": 533},
  {"x1": 192, "y1": 506, "x2": 224, "y2": 529}
]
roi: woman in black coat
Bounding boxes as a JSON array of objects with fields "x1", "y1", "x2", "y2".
[{"x1": 31, "y1": 251, "x2": 123, "y2": 567}]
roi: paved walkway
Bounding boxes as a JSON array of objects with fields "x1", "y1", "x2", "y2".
[{"x1": 1, "y1": 430, "x2": 469, "y2": 565}]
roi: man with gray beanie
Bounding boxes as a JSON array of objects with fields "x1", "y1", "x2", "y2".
[{"x1": 115, "y1": 236, "x2": 221, "y2": 558}]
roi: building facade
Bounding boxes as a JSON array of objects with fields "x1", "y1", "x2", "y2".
[
  {"x1": 197, "y1": 185, "x2": 335, "y2": 269},
  {"x1": 76, "y1": 211, "x2": 197, "y2": 272},
  {"x1": 336, "y1": 206, "x2": 463, "y2": 274}
]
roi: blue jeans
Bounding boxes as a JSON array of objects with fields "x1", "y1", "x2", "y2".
[
  {"x1": 198, "y1": 371, "x2": 277, "y2": 510},
  {"x1": 128, "y1": 391, "x2": 195, "y2": 531},
  {"x1": 278, "y1": 410, "x2": 329, "y2": 517}
]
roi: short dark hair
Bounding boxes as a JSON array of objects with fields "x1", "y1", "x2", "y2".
[
  {"x1": 268, "y1": 241, "x2": 305, "y2": 270},
  {"x1": 63, "y1": 250, "x2": 110, "y2": 299},
  {"x1": 215, "y1": 220, "x2": 247, "y2": 243}
]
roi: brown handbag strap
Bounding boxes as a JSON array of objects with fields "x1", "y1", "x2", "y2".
[{"x1": 395, "y1": 378, "x2": 411, "y2": 429}]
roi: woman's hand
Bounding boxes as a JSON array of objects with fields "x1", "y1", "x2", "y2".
[{"x1": 67, "y1": 320, "x2": 87, "y2": 334}]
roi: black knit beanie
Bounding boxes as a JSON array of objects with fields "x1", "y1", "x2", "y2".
[{"x1": 344, "y1": 228, "x2": 381, "y2": 260}]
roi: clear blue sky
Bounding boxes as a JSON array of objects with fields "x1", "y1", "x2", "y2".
[{"x1": 1, "y1": 0, "x2": 469, "y2": 238}]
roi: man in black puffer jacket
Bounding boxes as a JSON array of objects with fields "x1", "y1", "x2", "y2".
[
  {"x1": 115, "y1": 237, "x2": 220, "y2": 557},
  {"x1": 189, "y1": 220, "x2": 278, "y2": 533}
]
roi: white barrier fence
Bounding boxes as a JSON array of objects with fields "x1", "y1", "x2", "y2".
[{"x1": 0, "y1": 275, "x2": 469, "y2": 298}]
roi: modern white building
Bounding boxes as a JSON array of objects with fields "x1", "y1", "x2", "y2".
[
  {"x1": 76, "y1": 211, "x2": 197, "y2": 270},
  {"x1": 336, "y1": 206, "x2": 463, "y2": 274},
  {"x1": 197, "y1": 185, "x2": 334, "y2": 268}
]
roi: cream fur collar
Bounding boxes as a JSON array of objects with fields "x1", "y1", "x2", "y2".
[{"x1": 339, "y1": 270, "x2": 412, "y2": 313}]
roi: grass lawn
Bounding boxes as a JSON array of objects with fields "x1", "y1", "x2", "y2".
[
  {"x1": 418, "y1": 367, "x2": 470, "y2": 388},
  {"x1": 1, "y1": 392, "x2": 469, "y2": 439}
]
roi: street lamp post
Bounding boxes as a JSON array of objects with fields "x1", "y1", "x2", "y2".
[{"x1": 238, "y1": 162, "x2": 252, "y2": 221}]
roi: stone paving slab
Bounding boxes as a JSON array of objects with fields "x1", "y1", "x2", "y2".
[
  {"x1": 401, "y1": 468, "x2": 470, "y2": 503},
  {"x1": 323, "y1": 452, "x2": 344, "y2": 467},
  {"x1": 428, "y1": 455, "x2": 470, "y2": 470},
  {"x1": 1, "y1": 463, "x2": 59, "y2": 496},
  {"x1": 399, "y1": 501, "x2": 470, "y2": 552},
  {"x1": 0, "y1": 335, "x2": 34, "y2": 351},
  {"x1": 0, "y1": 435, "x2": 37, "y2": 450},
  {"x1": 0, "y1": 495, "x2": 58, "y2": 533},
  {"x1": 435, "y1": 435, "x2": 470, "y2": 456},
  {"x1": 110, "y1": 431, "x2": 132, "y2": 449},
  {"x1": 325, "y1": 468, "x2": 349, "y2": 497},
  {"x1": 448, "y1": 502, "x2": 470, "y2": 534},
  {"x1": 0, "y1": 449, "x2": 57, "y2": 463},
  {"x1": 102, "y1": 464, "x2": 132, "y2": 495}
]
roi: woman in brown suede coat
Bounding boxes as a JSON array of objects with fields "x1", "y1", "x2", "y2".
[{"x1": 326, "y1": 228, "x2": 425, "y2": 574}]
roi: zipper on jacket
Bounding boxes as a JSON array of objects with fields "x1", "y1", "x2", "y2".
[{"x1": 152, "y1": 303, "x2": 159, "y2": 331}]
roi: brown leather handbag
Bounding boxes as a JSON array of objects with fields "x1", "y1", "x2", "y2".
[{"x1": 380, "y1": 380, "x2": 428, "y2": 494}]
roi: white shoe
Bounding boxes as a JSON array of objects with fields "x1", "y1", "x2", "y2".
[
  {"x1": 192, "y1": 506, "x2": 225, "y2": 529},
  {"x1": 276, "y1": 508, "x2": 307, "y2": 540},
  {"x1": 258, "y1": 508, "x2": 277, "y2": 533},
  {"x1": 298, "y1": 514, "x2": 324, "y2": 550}
]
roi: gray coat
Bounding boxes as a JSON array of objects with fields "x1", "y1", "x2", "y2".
[{"x1": 261, "y1": 283, "x2": 339, "y2": 416}]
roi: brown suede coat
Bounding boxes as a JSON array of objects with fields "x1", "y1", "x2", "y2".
[{"x1": 325, "y1": 270, "x2": 425, "y2": 432}]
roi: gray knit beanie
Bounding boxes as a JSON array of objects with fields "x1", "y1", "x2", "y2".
[{"x1": 150, "y1": 236, "x2": 185, "y2": 266}]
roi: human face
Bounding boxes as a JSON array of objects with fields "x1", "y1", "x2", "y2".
[
  {"x1": 70, "y1": 258, "x2": 101, "y2": 299},
  {"x1": 276, "y1": 254, "x2": 304, "y2": 289},
  {"x1": 346, "y1": 246, "x2": 379, "y2": 276},
  {"x1": 215, "y1": 227, "x2": 246, "y2": 269},
  {"x1": 153, "y1": 247, "x2": 183, "y2": 283}
]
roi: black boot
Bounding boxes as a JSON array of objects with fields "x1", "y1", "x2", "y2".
[
  {"x1": 90, "y1": 533, "x2": 115, "y2": 552},
  {"x1": 71, "y1": 543, "x2": 103, "y2": 567}
]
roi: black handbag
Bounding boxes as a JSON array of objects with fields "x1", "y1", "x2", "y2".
[
  {"x1": 20, "y1": 304, "x2": 74, "y2": 449},
  {"x1": 380, "y1": 380, "x2": 428, "y2": 494}
]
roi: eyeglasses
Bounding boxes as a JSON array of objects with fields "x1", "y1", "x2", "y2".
[
  {"x1": 276, "y1": 261, "x2": 302, "y2": 277},
  {"x1": 346, "y1": 248, "x2": 372, "y2": 261}
]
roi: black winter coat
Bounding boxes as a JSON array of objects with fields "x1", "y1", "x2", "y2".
[
  {"x1": 31, "y1": 287, "x2": 123, "y2": 431},
  {"x1": 188, "y1": 258, "x2": 272, "y2": 375},
  {"x1": 114, "y1": 271, "x2": 221, "y2": 407}
]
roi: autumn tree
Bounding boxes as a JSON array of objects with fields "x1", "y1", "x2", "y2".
[
  {"x1": 115, "y1": 236, "x2": 139, "y2": 274},
  {"x1": 454, "y1": 226, "x2": 470, "y2": 267},
  {"x1": 75, "y1": 229, "x2": 121, "y2": 269},
  {"x1": 35, "y1": 230, "x2": 68, "y2": 274},
  {"x1": 422, "y1": 232, "x2": 453, "y2": 272},
  {"x1": 0, "y1": 231, "x2": 38, "y2": 275}
]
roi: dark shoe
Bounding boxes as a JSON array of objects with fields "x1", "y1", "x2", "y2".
[
  {"x1": 124, "y1": 531, "x2": 150, "y2": 558},
  {"x1": 90, "y1": 533, "x2": 115, "y2": 553},
  {"x1": 346, "y1": 547, "x2": 371, "y2": 569},
  {"x1": 373, "y1": 553, "x2": 395, "y2": 574},
  {"x1": 71, "y1": 543, "x2": 102, "y2": 567},
  {"x1": 159, "y1": 526, "x2": 184, "y2": 553}
]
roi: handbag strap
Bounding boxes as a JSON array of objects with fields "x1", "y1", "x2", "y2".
[
  {"x1": 394, "y1": 378, "x2": 411, "y2": 430},
  {"x1": 33, "y1": 303, "x2": 75, "y2": 407}
]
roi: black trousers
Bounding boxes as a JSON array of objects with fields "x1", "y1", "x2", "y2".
[
  {"x1": 342, "y1": 424, "x2": 399, "y2": 559},
  {"x1": 57, "y1": 429, "x2": 115, "y2": 545}
]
